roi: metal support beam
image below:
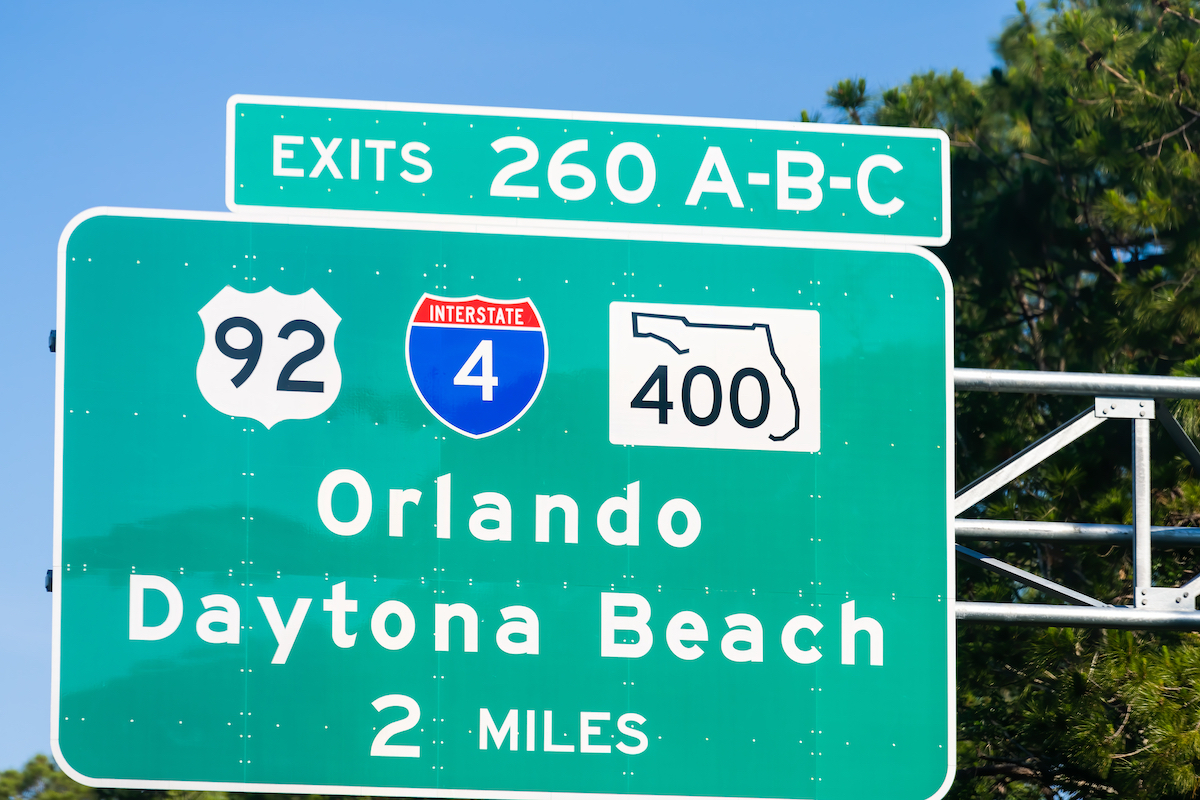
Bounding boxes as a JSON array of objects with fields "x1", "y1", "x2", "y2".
[
  {"x1": 952, "y1": 368, "x2": 1200, "y2": 630},
  {"x1": 955, "y1": 518, "x2": 1200, "y2": 546},
  {"x1": 955, "y1": 368, "x2": 1200, "y2": 399},
  {"x1": 955, "y1": 544, "x2": 1106, "y2": 607},
  {"x1": 1155, "y1": 400, "x2": 1200, "y2": 474},
  {"x1": 954, "y1": 408, "x2": 1105, "y2": 515},
  {"x1": 957, "y1": 601, "x2": 1200, "y2": 630},
  {"x1": 1134, "y1": 418, "x2": 1152, "y2": 600}
]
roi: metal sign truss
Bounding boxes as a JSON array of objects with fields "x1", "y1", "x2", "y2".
[{"x1": 954, "y1": 368, "x2": 1200, "y2": 630}]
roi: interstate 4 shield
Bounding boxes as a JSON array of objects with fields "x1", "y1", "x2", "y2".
[{"x1": 406, "y1": 294, "x2": 548, "y2": 438}]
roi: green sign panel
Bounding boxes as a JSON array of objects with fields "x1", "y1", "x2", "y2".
[
  {"x1": 53, "y1": 209, "x2": 953, "y2": 800},
  {"x1": 226, "y1": 95, "x2": 949, "y2": 246}
]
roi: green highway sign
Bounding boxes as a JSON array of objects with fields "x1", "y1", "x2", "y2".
[
  {"x1": 226, "y1": 95, "x2": 950, "y2": 246},
  {"x1": 53, "y1": 209, "x2": 954, "y2": 800}
]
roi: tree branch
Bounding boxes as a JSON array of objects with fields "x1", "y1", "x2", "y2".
[
  {"x1": 1134, "y1": 113, "x2": 1200, "y2": 152},
  {"x1": 957, "y1": 762, "x2": 1043, "y2": 781},
  {"x1": 1156, "y1": 1, "x2": 1200, "y2": 27}
]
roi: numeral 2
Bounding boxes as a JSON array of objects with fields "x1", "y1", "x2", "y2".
[
  {"x1": 370, "y1": 694, "x2": 421, "y2": 758},
  {"x1": 490, "y1": 136, "x2": 539, "y2": 199}
]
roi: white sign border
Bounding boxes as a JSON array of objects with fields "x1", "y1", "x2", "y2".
[
  {"x1": 224, "y1": 93, "x2": 952, "y2": 247},
  {"x1": 53, "y1": 206, "x2": 956, "y2": 800}
]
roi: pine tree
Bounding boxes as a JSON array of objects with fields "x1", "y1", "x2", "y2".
[{"x1": 815, "y1": 1, "x2": 1200, "y2": 796}]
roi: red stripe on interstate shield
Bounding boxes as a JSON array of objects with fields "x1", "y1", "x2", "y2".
[{"x1": 412, "y1": 294, "x2": 541, "y2": 328}]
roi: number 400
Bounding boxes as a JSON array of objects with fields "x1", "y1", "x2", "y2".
[{"x1": 632, "y1": 364, "x2": 770, "y2": 428}]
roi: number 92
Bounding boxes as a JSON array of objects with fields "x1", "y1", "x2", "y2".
[{"x1": 215, "y1": 316, "x2": 327, "y2": 393}]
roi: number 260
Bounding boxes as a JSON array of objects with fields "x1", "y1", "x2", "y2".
[{"x1": 490, "y1": 137, "x2": 656, "y2": 205}]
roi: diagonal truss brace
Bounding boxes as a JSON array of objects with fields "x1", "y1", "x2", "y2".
[
  {"x1": 954, "y1": 408, "x2": 1106, "y2": 515},
  {"x1": 955, "y1": 544, "x2": 1108, "y2": 607},
  {"x1": 1156, "y1": 399, "x2": 1200, "y2": 474}
]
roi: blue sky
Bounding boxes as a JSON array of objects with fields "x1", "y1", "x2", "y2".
[{"x1": 0, "y1": 0, "x2": 1013, "y2": 773}]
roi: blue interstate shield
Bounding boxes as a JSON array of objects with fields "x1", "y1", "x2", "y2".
[{"x1": 406, "y1": 294, "x2": 549, "y2": 438}]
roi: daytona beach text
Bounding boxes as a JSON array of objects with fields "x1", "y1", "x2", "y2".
[{"x1": 127, "y1": 472, "x2": 884, "y2": 668}]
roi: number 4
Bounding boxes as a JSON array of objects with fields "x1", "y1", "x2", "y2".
[
  {"x1": 631, "y1": 364, "x2": 673, "y2": 424},
  {"x1": 454, "y1": 339, "x2": 499, "y2": 401}
]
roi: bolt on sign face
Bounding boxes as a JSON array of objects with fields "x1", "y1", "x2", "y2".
[
  {"x1": 226, "y1": 96, "x2": 950, "y2": 246},
  {"x1": 53, "y1": 209, "x2": 954, "y2": 800}
]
